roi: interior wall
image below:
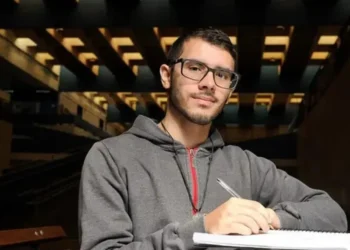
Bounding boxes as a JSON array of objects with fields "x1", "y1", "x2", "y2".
[{"x1": 297, "y1": 60, "x2": 350, "y2": 212}]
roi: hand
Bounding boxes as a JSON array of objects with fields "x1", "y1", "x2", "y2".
[
  {"x1": 204, "y1": 197, "x2": 271, "y2": 235},
  {"x1": 266, "y1": 208, "x2": 281, "y2": 229}
]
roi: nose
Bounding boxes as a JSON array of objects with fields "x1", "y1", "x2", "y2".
[{"x1": 198, "y1": 70, "x2": 216, "y2": 91}]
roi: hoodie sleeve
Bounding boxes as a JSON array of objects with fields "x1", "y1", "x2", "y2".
[
  {"x1": 78, "y1": 142, "x2": 206, "y2": 250},
  {"x1": 245, "y1": 150, "x2": 348, "y2": 232}
]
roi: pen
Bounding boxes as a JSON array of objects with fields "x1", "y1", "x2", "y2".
[
  {"x1": 216, "y1": 178, "x2": 241, "y2": 198},
  {"x1": 216, "y1": 178, "x2": 274, "y2": 230}
]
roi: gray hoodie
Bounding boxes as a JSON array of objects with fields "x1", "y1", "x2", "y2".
[{"x1": 78, "y1": 115, "x2": 347, "y2": 250}]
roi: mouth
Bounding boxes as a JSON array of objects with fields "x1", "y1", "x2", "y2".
[
  {"x1": 192, "y1": 95, "x2": 217, "y2": 107},
  {"x1": 193, "y1": 95, "x2": 216, "y2": 103}
]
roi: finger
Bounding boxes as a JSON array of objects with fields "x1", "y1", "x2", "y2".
[
  {"x1": 266, "y1": 208, "x2": 275, "y2": 228},
  {"x1": 233, "y1": 199, "x2": 270, "y2": 224},
  {"x1": 231, "y1": 214, "x2": 260, "y2": 234},
  {"x1": 266, "y1": 208, "x2": 280, "y2": 229},
  {"x1": 230, "y1": 222, "x2": 252, "y2": 235},
  {"x1": 238, "y1": 207, "x2": 270, "y2": 233},
  {"x1": 249, "y1": 202, "x2": 270, "y2": 223}
]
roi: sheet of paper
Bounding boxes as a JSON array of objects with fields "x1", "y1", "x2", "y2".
[{"x1": 193, "y1": 230, "x2": 350, "y2": 250}]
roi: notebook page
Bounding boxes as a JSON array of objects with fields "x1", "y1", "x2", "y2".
[{"x1": 193, "y1": 231, "x2": 350, "y2": 250}]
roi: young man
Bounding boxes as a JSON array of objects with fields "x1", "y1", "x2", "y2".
[{"x1": 78, "y1": 28, "x2": 347, "y2": 250}]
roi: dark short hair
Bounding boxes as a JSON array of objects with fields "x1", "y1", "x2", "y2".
[{"x1": 166, "y1": 27, "x2": 238, "y2": 71}]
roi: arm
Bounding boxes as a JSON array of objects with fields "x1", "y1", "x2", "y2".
[
  {"x1": 78, "y1": 142, "x2": 205, "y2": 250},
  {"x1": 246, "y1": 150, "x2": 348, "y2": 232}
]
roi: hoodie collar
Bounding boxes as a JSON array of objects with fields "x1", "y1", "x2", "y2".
[{"x1": 125, "y1": 115, "x2": 225, "y2": 153}]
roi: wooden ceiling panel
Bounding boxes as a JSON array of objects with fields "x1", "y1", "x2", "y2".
[
  {"x1": 32, "y1": 29, "x2": 96, "y2": 79},
  {"x1": 264, "y1": 26, "x2": 291, "y2": 36},
  {"x1": 108, "y1": 28, "x2": 133, "y2": 38},
  {"x1": 157, "y1": 27, "x2": 182, "y2": 37},
  {"x1": 318, "y1": 26, "x2": 341, "y2": 35},
  {"x1": 118, "y1": 45, "x2": 139, "y2": 53},
  {"x1": 279, "y1": 26, "x2": 319, "y2": 85},
  {"x1": 81, "y1": 28, "x2": 136, "y2": 83},
  {"x1": 130, "y1": 28, "x2": 167, "y2": 79},
  {"x1": 237, "y1": 26, "x2": 265, "y2": 90}
]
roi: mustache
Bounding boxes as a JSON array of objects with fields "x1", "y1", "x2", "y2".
[{"x1": 191, "y1": 92, "x2": 218, "y2": 102}]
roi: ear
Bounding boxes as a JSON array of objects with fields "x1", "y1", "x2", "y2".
[{"x1": 159, "y1": 64, "x2": 172, "y2": 90}]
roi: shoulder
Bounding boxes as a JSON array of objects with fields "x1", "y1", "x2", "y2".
[
  {"x1": 96, "y1": 132, "x2": 141, "y2": 152},
  {"x1": 220, "y1": 145, "x2": 275, "y2": 170},
  {"x1": 87, "y1": 132, "x2": 150, "y2": 166},
  {"x1": 83, "y1": 133, "x2": 139, "y2": 175},
  {"x1": 220, "y1": 144, "x2": 250, "y2": 161},
  {"x1": 83, "y1": 133, "x2": 137, "y2": 161}
]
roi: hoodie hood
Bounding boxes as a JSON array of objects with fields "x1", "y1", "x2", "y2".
[{"x1": 125, "y1": 115, "x2": 225, "y2": 153}]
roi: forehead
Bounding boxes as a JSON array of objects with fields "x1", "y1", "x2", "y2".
[{"x1": 180, "y1": 37, "x2": 235, "y2": 70}]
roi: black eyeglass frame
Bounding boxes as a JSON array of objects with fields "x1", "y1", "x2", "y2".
[{"x1": 167, "y1": 58, "x2": 240, "y2": 90}]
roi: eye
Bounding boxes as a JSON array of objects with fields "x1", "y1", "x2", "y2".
[
  {"x1": 189, "y1": 66, "x2": 201, "y2": 71},
  {"x1": 185, "y1": 61, "x2": 205, "y2": 72},
  {"x1": 216, "y1": 70, "x2": 230, "y2": 79}
]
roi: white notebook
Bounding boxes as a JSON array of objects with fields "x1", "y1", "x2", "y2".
[{"x1": 193, "y1": 230, "x2": 350, "y2": 249}]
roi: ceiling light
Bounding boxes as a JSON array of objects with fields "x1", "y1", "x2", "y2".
[
  {"x1": 111, "y1": 37, "x2": 133, "y2": 47},
  {"x1": 62, "y1": 37, "x2": 84, "y2": 46},
  {"x1": 289, "y1": 93, "x2": 304, "y2": 104},
  {"x1": 14, "y1": 38, "x2": 37, "y2": 47},
  {"x1": 311, "y1": 52, "x2": 329, "y2": 60},
  {"x1": 265, "y1": 36, "x2": 289, "y2": 45},
  {"x1": 255, "y1": 93, "x2": 274, "y2": 110},
  {"x1": 227, "y1": 93, "x2": 239, "y2": 104},
  {"x1": 35, "y1": 52, "x2": 54, "y2": 64},
  {"x1": 229, "y1": 36, "x2": 237, "y2": 45},
  {"x1": 318, "y1": 36, "x2": 338, "y2": 45},
  {"x1": 263, "y1": 52, "x2": 284, "y2": 61},
  {"x1": 160, "y1": 37, "x2": 178, "y2": 52},
  {"x1": 122, "y1": 52, "x2": 143, "y2": 65}
]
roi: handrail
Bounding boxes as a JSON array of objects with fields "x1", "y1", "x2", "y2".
[
  {"x1": 18, "y1": 172, "x2": 81, "y2": 199},
  {"x1": 0, "y1": 225, "x2": 66, "y2": 247},
  {"x1": 0, "y1": 35, "x2": 59, "y2": 91},
  {"x1": 11, "y1": 113, "x2": 111, "y2": 139},
  {"x1": 4, "y1": 143, "x2": 92, "y2": 176},
  {"x1": 28, "y1": 174, "x2": 81, "y2": 205},
  {"x1": 0, "y1": 151, "x2": 86, "y2": 207},
  {"x1": 0, "y1": 145, "x2": 89, "y2": 185}
]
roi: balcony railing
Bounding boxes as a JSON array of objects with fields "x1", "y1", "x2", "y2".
[{"x1": 0, "y1": 34, "x2": 59, "y2": 91}]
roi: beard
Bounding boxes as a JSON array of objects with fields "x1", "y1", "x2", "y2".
[{"x1": 168, "y1": 78, "x2": 227, "y2": 126}]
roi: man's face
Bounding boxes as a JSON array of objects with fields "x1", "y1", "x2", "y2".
[{"x1": 162, "y1": 38, "x2": 235, "y2": 125}]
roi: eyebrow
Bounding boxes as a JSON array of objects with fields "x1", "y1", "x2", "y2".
[
  {"x1": 215, "y1": 66, "x2": 234, "y2": 72},
  {"x1": 189, "y1": 58, "x2": 234, "y2": 72}
]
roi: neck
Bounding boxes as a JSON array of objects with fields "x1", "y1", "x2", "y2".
[{"x1": 159, "y1": 105, "x2": 212, "y2": 149}]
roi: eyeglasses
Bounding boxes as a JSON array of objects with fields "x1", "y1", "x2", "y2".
[{"x1": 168, "y1": 58, "x2": 240, "y2": 90}]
